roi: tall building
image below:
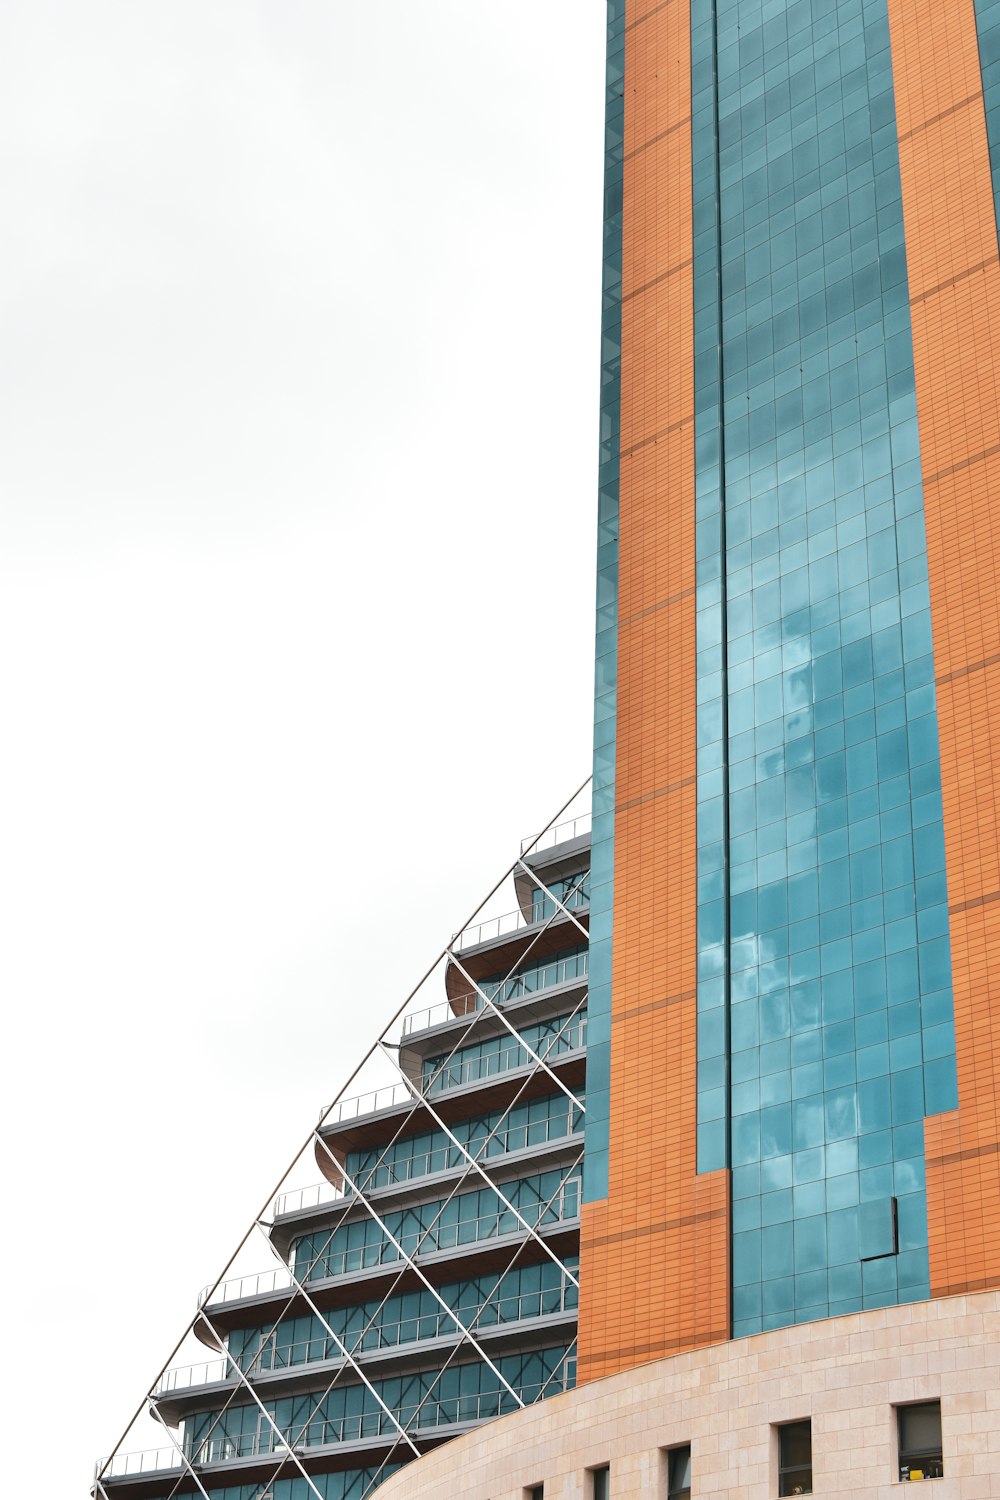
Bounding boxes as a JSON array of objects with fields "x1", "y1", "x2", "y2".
[{"x1": 94, "y1": 0, "x2": 1000, "y2": 1495}]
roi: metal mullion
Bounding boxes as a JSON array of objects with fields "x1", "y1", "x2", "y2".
[
  {"x1": 196, "y1": 1309, "x2": 328, "y2": 1498},
  {"x1": 384, "y1": 996, "x2": 586, "y2": 1202},
  {"x1": 444, "y1": 952, "x2": 585, "y2": 1114},
  {"x1": 147, "y1": 1329, "x2": 281, "y2": 1499},
  {"x1": 301, "y1": 852, "x2": 593, "y2": 1250},
  {"x1": 94, "y1": 778, "x2": 591, "y2": 1482},
  {"x1": 330, "y1": 1022, "x2": 586, "y2": 1375},
  {"x1": 247, "y1": 1221, "x2": 423, "y2": 1456},
  {"x1": 458, "y1": 1172, "x2": 582, "y2": 1341},
  {"x1": 436, "y1": 846, "x2": 592, "y2": 1072},
  {"x1": 308, "y1": 1144, "x2": 526, "y2": 1409},
  {"x1": 305, "y1": 978, "x2": 588, "y2": 1303},
  {"x1": 360, "y1": 1312, "x2": 579, "y2": 1498},
  {"x1": 386, "y1": 1052, "x2": 584, "y2": 1288},
  {"x1": 418, "y1": 891, "x2": 587, "y2": 1099},
  {"x1": 535, "y1": 1338, "x2": 578, "y2": 1401},
  {"x1": 145, "y1": 1398, "x2": 216, "y2": 1500},
  {"x1": 514, "y1": 860, "x2": 590, "y2": 942}
]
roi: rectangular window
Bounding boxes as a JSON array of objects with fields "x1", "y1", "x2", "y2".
[
  {"x1": 591, "y1": 1466, "x2": 610, "y2": 1500},
  {"x1": 777, "y1": 1421, "x2": 812, "y2": 1496},
  {"x1": 898, "y1": 1401, "x2": 943, "y2": 1481},
  {"x1": 667, "y1": 1445, "x2": 691, "y2": 1500},
  {"x1": 526, "y1": 1487, "x2": 544, "y2": 1500}
]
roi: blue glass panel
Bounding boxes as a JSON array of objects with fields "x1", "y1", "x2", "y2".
[{"x1": 693, "y1": 0, "x2": 959, "y2": 1335}]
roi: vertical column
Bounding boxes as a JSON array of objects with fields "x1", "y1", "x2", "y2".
[
  {"x1": 578, "y1": 0, "x2": 729, "y2": 1384},
  {"x1": 888, "y1": 0, "x2": 1000, "y2": 1296}
]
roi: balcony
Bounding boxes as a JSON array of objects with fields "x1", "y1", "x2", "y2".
[
  {"x1": 402, "y1": 954, "x2": 589, "y2": 1040},
  {"x1": 520, "y1": 812, "x2": 591, "y2": 857},
  {"x1": 155, "y1": 1282, "x2": 578, "y2": 1400},
  {"x1": 204, "y1": 1178, "x2": 582, "y2": 1311},
  {"x1": 103, "y1": 1372, "x2": 576, "y2": 1487}
]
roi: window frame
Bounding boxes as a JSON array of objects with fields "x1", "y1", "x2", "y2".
[
  {"x1": 897, "y1": 1399, "x2": 944, "y2": 1482},
  {"x1": 776, "y1": 1418, "x2": 813, "y2": 1497}
]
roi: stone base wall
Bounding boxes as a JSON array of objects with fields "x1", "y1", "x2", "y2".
[{"x1": 379, "y1": 1292, "x2": 1000, "y2": 1500}]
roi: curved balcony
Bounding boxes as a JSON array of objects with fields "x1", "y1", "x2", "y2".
[
  {"x1": 519, "y1": 812, "x2": 591, "y2": 857},
  {"x1": 155, "y1": 1281, "x2": 578, "y2": 1413},
  {"x1": 202, "y1": 1178, "x2": 582, "y2": 1325},
  {"x1": 102, "y1": 1373, "x2": 576, "y2": 1490}
]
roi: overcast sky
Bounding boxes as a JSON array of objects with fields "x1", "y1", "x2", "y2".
[{"x1": 0, "y1": 3, "x2": 605, "y2": 1491}]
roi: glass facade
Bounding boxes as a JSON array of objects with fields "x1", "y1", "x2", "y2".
[
  {"x1": 174, "y1": 1471, "x2": 403, "y2": 1500},
  {"x1": 586, "y1": 0, "x2": 625, "y2": 1207},
  {"x1": 530, "y1": 869, "x2": 590, "y2": 922},
  {"x1": 228, "y1": 1258, "x2": 579, "y2": 1372},
  {"x1": 292, "y1": 1169, "x2": 582, "y2": 1281},
  {"x1": 473, "y1": 944, "x2": 588, "y2": 1009},
  {"x1": 692, "y1": 0, "x2": 958, "y2": 1334},
  {"x1": 423, "y1": 1011, "x2": 587, "y2": 1093},
  {"x1": 186, "y1": 1345, "x2": 573, "y2": 1461},
  {"x1": 345, "y1": 1093, "x2": 584, "y2": 1191}
]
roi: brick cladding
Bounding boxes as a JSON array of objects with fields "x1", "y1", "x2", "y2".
[
  {"x1": 577, "y1": 0, "x2": 729, "y2": 1383},
  {"x1": 888, "y1": 0, "x2": 1000, "y2": 1296}
]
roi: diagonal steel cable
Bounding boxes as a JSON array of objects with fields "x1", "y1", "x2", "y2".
[{"x1": 93, "y1": 779, "x2": 590, "y2": 1487}]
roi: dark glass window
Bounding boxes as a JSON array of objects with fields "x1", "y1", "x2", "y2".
[
  {"x1": 527, "y1": 1487, "x2": 544, "y2": 1500},
  {"x1": 668, "y1": 1445, "x2": 692, "y2": 1500},
  {"x1": 778, "y1": 1421, "x2": 812, "y2": 1496},
  {"x1": 898, "y1": 1401, "x2": 943, "y2": 1480},
  {"x1": 592, "y1": 1466, "x2": 610, "y2": 1500}
]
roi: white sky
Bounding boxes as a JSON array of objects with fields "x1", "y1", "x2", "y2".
[{"x1": 0, "y1": 3, "x2": 605, "y2": 1491}]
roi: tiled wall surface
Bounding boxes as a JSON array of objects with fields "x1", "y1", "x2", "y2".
[
  {"x1": 378, "y1": 1292, "x2": 1000, "y2": 1500},
  {"x1": 888, "y1": 0, "x2": 1000, "y2": 1299},
  {"x1": 578, "y1": 0, "x2": 730, "y2": 1383}
]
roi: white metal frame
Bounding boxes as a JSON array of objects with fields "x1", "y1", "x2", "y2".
[{"x1": 92, "y1": 779, "x2": 592, "y2": 1499}]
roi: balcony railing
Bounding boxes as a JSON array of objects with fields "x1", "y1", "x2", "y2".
[
  {"x1": 295, "y1": 1178, "x2": 581, "y2": 1283},
  {"x1": 154, "y1": 1282, "x2": 578, "y2": 1394},
  {"x1": 201, "y1": 1265, "x2": 293, "y2": 1308},
  {"x1": 189, "y1": 1376, "x2": 575, "y2": 1465},
  {"x1": 287, "y1": 1111, "x2": 582, "y2": 1207},
  {"x1": 452, "y1": 889, "x2": 587, "y2": 956},
  {"x1": 205, "y1": 1178, "x2": 581, "y2": 1309},
  {"x1": 274, "y1": 1179, "x2": 343, "y2": 1218},
  {"x1": 155, "y1": 1356, "x2": 229, "y2": 1395},
  {"x1": 423, "y1": 1017, "x2": 587, "y2": 1095},
  {"x1": 402, "y1": 955, "x2": 589, "y2": 1039},
  {"x1": 106, "y1": 1362, "x2": 577, "y2": 1479},
  {"x1": 521, "y1": 812, "x2": 592, "y2": 856},
  {"x1": 95, "y1": 1448, "x2": 183, "y2": 1480},
  {"x1": 320, "y1": 1082, "x2": 412, "y2": 1127}
]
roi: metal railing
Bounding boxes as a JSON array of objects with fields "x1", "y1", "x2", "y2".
[
  {"x1": 321, "y1": 1082, "x2": 412, "y2": 1126},
  {"x1": 95, "y1": 1448, "x2": 183, "y2": 1479},
  {"x1": 190, "y1": 1377, "x2": 575, "y2": 1465},
  {"x1": 402, "y1": 955, "x2": 589, "y2": 1038},
  {"x1": 422, "y1": 1017, "x2": 587, "y2": 1095},
  {"x1": 203, "y1": 1178, "x2": 580, "y2": 1310},
  {"x1": 295, "y1": 1178, "x2": 582, "y2": 1283},
  {"x1": 347, "y1": 1109, "x2": 583, "y2": 1192},
  {"x1": 107, "y1": 1356, "x2": 576, "y2": 1477},
  {"x1": 521, "y1": 812, "x2": 591, "y2": 856},
  {"x1": 274, "y1": 1179, "x2": 343, "y2": 1218},
  {"x1": 154, "y1": 1357, "x2": 229, "y2": 1396},
  {"x1": 453, "y1": 890, "x2": 588, "y2": 955},
  {"x1": 154, "y1": 1282, "x2": 579, "y2": 1394},
  {"x1": 201, "y1": 1265, "x2": 293, "y2": 1308}
]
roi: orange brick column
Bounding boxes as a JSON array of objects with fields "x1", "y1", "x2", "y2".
[
  {"x1": 888, "y1": 0, "x2": 1000, "y2": 1296},
  {"x1": 577, "y1": 0, "x2": 729, "y2": 1383}
]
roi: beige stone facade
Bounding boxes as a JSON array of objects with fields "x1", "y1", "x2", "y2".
[{"x1": 379, "y1": 1292, "x2": 1000, "y2": 1500}]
